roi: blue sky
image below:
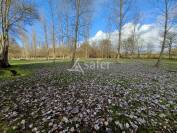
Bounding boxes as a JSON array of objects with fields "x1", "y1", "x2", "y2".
[
  {"x1": 90, "y1": 0, "x2": 157, "y2": 35},
  {"x1": 23, "y1": 0, "x2": 158, "y2": 45}
]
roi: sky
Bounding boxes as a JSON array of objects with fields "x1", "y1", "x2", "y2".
[
  {"x1": 26, "y1": 0, "x2": 157, "y2": 36},
  {"x1": 21, "y1": 0, "x2": 165, "y2": 50},
  {"x1": 90, "y1": 0, "x2": 157, "y2": 35}
]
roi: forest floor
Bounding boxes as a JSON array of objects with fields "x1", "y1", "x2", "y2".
[{"x1": 0, "y1": 59, "x2": 177, "y2": 132}]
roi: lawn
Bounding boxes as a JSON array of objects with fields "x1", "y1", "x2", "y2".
[
  {"x1": 0, "y1": 59, "x2": 177, "y2": 132},
  {"x1": 0, "y1": 59, "x2": 70, "y2": 80},
  {"x1": 1, "y1": 59, "x2": 177, "y2": 80}
]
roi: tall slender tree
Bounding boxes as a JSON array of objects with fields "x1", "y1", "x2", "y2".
[
  {"x1": 32, "y1": 28, "x2": 37, "y2": 58},
  {"x1": 166, "y1": 31, "x2": 177, "y2": 59},
  {"x1": 117, "y1": 0, "x2": 123, "y2": 59},
  {"x1": 41, "y1": 15, "x2": 49, "y2": 60},
  {"x1": 155, "y1": 0, "x2": 177, "y2": 67},
  {"x1": 48, "y1": 0, "x2": 56, "y2": 62},
  {"x1": 70, "y1": 0, "x2": 93, "y2": 64},
  {"x1": 107, "y1": 0, "x2": 133, "y2": 59}
]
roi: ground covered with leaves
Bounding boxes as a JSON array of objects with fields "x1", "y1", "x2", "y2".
[{"x1": 0, "y1": 60, "x2": 177, "y2": 133}]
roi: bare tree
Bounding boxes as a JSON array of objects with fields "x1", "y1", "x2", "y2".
[
  {"x1": 155, "y1": 0, "x2": 177, "y2": 67},
  {"x1": 166, "y1": 31, "x2": 177, "y2": 59},
  {"x1": 78, "y1": 41, "x2": 91, "y2": 58},
  {"x1": 99, "y1": 39, "x2": 112, "y2": 58},
  {"x1": 57, "y1": 0, "x2": 72, "y2": 49},
  {"x1": 117, "y1": 0, "x2": 123, "y2": 59},
  {"x1": 32, "y1": 28, "x2": 37, "y2": 58},
  {"x1": 131, "y1": 11, "x2": 143, "y2": 57},
  {"x1": 70, "y1": 0, "x2": 93, "y2": 64},
  {"x1": 108, "y1": 0, "x2": 133, "y2": 59},
  {"x1": 20, "y1": 32, "x2": 29, "y2": 59},
  {"x1": 40, "y1": 15, "x2": 49, "y2": 60},
  {"x1": 71, "y1": 0, "x2": 80, "y2": 64},
  {"x1": 137, "y1": 38, "x2": 144, "y2": 58},
  {"x1": 122, "y1": 37, "x2": 135, "y2": 57},
  {"x1": 48, "y1": 0, "x2": 56, "y2": 62},
  {"x1": 0, "y1": 0, "x2": 38, "y2": 68},
  {"x1": 146, "y1": 43, "x2": 154, "y2": 58}
]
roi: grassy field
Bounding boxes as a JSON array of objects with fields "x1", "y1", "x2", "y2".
[
  {"x1": 0, "y1": 59, "x2": 177, "y2": 132},
  {"x1": 0, "y1": 59, "x2": 177, "y2": 80},
  {"x1": 0, "y1": 59, "x2": 69, "y2": 80}
]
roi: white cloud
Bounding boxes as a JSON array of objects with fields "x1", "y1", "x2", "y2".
[
  {"x1": 89, "y1": 23, "x2": 163, "y2": 51},
  {"x1": 90, "y1": 31, "x2": 107, "y2": 41}
]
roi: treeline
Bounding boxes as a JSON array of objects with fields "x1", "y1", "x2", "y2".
[
  {"x1": 8, "y1": 38, "x2": 177, "y2": 60},
  {"x1": 1, "y1": 0, "x2": 177, "y2": 68}
]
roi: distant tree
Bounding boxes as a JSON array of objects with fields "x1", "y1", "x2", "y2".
[
  {"x1": 0, "y1": 0, "x2": 38, "y2": 68},
  {"x1": 166, "y1": 31, "x2": 177, "y2": 59},
  {"x1": 9, "y1": 39, "x2": 22, "y2": 58},
  {"x1": 89, "y1": 41, "x2": 98, "y2": 58},
  {"x1": 146, "y1": 43, "x2": 154, "y2": 58},
  {"x1": 40, "y1": 15, "x2": 49, "y2": 60},
  {"x1": 131, "y1": 11, "x2": 144, "y2": 57},
  {"x1": 79, "y1": 41, "x2": 91, "y2": 58},
  {"x1": 57, "y1": 0, "x2": 72, "y2": 52},
  {"x1": 137, "y1": 38, "x2": 145, "y2": 58},
  {"x1": 99, "y1": 39, "x2": 112, "y2": 58},
  {"x1": 122, "y1": 37, "x2": 133, "y2": 57},
  {"x1": 32, "y1": 28, "x2": 37, "y2": 58},
  {"x1": 20, "y1": 32, "x2": 30, "y2": 59}
]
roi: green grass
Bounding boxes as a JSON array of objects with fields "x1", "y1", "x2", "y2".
[
  {"x1": 161, "y1": 60, "x2": 177, "y2": 71},
  {"x1": 0, "y1": 59, "x2": 177, "y2": 80},
  {"x1": 0, "y1": 66, "x2": 31, "y2": 80},
  {"x1": 0, "y1": 117, "x2": 16, "y2": 133},
  {"x1": 0, "y1": 59, "x2": 70, "y2": 80},
  {"x1": 9, "y1": 59, "x2": 70, "y2": 65},
  {"x1": 136, "y1": 59, "x2": 177, "y2": 71}
]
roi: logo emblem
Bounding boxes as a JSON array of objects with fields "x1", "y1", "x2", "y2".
[{"x1": 67, "y1": 58, "x2": 84, "y2": 74}]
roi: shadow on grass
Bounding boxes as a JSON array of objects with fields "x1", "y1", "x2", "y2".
[{"x1": 0, "y1": 60, "x2": 70, "y2": 80}]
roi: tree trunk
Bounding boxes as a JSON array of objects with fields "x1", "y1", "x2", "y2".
[
  {"x1": 71, "y1": 0, "x2": 80, "y2": 65},
  {"x1": 0, "y1": 0, "x2": 11, "y2": 68},
  {"x1": 71, "y1": 42, "x2": 76, "y2": 64},
  {"x1": 71, "y1": 24, "x2": 78, "y2": 64},
  {"x1": 155, "y1": 0, "x2": 168, "y2": 67},
  {"x1": 52, "y1": 23, "x2": 56, "y2": 62},
  {"x1": 0, "y1": 38, "x2": 10, "y2": 68},
  {"x1": 117, "y1": 0, "x2": 123, "y2": 59},
  {"x1": 137, "y1": 48, "x2": 140, "y2": 58},
  {"x1": 43, "y1": 20, "x2": 49, "y2": 61},
  {"x1": 169, "y1": 43, "x2": 172, "y2": 59},
  {"x1": 85, "y1": 47, "x2": 88, "y2": 58}
]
